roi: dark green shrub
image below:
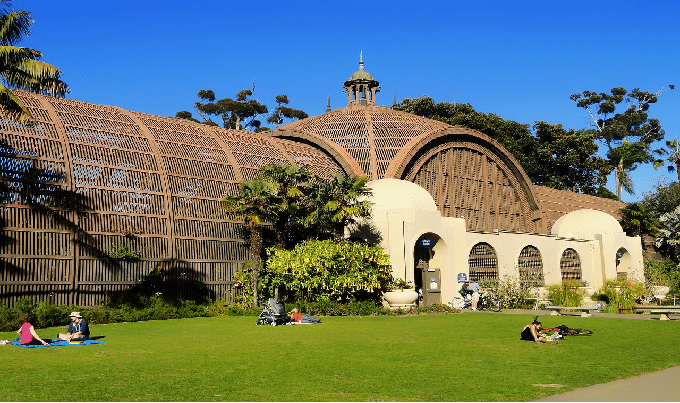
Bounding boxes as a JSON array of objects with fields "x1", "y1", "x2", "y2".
[
  {"x1": 602, "y1": 278, "x2": 646, "y2": 312},
  {"x1": 0, "y1": 304, "x2": 20, "y2": 332},
  {"x1": 547, "y1": 279, "x2": 586, "y2": 307},
  {"x1": 14, "y1": 298, "x2": 35, "y2": 317},
  {"x1": 35, "y1": 301, "x2": 70, "y2": 328},
  {"x1": 85, "y1": 306, "x2": 121, "y2": 324},
  {"x1": 345, "y1": 300, "x2": 380, "y2": 316}
]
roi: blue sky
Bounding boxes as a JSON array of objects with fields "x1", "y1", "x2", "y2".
[{"x1": 16, "y1": 0, "x2": 680, "y2": 202}]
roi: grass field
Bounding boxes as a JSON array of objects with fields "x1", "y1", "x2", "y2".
[{"x1": 1, "y1": 312, "x2": 679, "y2": 401}]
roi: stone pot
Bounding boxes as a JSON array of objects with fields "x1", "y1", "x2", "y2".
[
  {"x1": 383, "y1": 289, "x2": 419, "y2": 308},
  {"x1": 650, "y1": 285, "x2": 670, "y2": 300}
]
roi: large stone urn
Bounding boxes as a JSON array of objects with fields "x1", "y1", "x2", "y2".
[
  {"x1": 650, "y1": 285, "x2": 670, "y2": 300},
  {"x1": 383, "y1": 289, "x2": 419, "y2": 308}
]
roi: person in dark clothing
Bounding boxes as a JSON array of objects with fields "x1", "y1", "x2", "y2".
[{"x1": 57, "y1": 312, "x2": 90, "y2": 341}]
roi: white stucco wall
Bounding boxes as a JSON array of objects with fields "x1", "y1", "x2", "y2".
[{"x1": 352, "y1": 179, "x2": 644, "y2": 304}]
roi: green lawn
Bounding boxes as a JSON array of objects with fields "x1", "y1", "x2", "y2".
[{"x1": 1, "y1": 312, "x2": 678, "y2": 401}]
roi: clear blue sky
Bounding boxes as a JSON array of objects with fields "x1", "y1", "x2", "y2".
[{"x1": 16, "y1": 0, "x2": 680, "y2": 202}]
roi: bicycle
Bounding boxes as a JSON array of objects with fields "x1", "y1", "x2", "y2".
[
  {"x1": 539, "y1": 324, "x2": 593, "y2": 336},
  {"x1": 450, "y1": 289, "x2": 503, "y2": 312}
]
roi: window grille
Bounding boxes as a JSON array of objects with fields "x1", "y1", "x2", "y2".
[
  {"x1": 559, "y1": 248, "x2": 581, "y2": 280},
  {"x1": 518, "y1": 245, "x2": 543, "y2": 283},
  {"x1": 468, "y1": 243, "x2": 498, "y2": 280}
]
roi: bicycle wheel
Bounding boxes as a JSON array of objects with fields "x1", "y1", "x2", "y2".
[
  {"x1": 489, "y1": 298, "x2": 503, "y2": 312},
  {"x1": 563, "y1": 328, "x2": 593, "y2": 336}
]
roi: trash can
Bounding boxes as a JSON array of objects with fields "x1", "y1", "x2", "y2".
[{"x1": 421, "y1": 268, "x2": 441, "y2": 306}]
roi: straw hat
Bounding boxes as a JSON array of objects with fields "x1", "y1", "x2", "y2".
[{"x1": 69, "y1": 312, "x2": 82, "y2": 318}]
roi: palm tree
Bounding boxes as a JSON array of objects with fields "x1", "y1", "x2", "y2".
[
  {"x1": 654, "y1": 138, "x2": 680, "y2": 182},
  {"x1": 307, "y1": 174, "x2": 372, "y2": 242},
  {"x1": 257, "y1": 164, "x2": 312, "y2": 249},
  {"x1": 222, "y1": 179, "x2": 279, "y2": 307},
  {"x1": 0, "y1": 1, "x2": 69, "y2": 122}
]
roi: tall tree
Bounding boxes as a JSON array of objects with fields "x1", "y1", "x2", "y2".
[
  {"x1": 222, "y1": 179, "x2": 279, "y2": 306},
  {"x1": 178, "y1": 88, "x2": 307, "y2": 132},
  {"x1": 0, "y1": 0, "x2": 69, "y2": 122},
  {"x1": 570, "y1": 86, "x2": 674, "y2": 199},
  {"x1": 266, "y1": 94, "x2": 308, "y2": 128}
]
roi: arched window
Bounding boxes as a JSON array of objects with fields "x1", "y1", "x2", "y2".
[
  {"x1": 518, "y1": 245, "x2": 543, "y2": 283},
  {"x1": 468, "y1": 243, "x2": 498, "y2": 280},
  {"x1": 560, "y1": 248, "x2": 581, "y2": 280}
]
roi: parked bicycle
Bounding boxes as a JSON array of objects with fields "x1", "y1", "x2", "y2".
[
  {"x1": 532, "y1": 317, "x2": 593, "y2": 336},
  {"x1": 451, "y1": 289, "x2": 503, "y2": 312}
]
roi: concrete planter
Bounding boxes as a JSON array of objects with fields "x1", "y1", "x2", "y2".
[
  {"x1": 650, "y1": 285, "x2": 670, "y2": 300},
  {"x1": 383, "y1": 289, "x2": 419, "y2": 308}
]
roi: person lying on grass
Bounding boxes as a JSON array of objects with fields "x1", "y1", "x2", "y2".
[
  {"x1": 57, "y1": 312, "x2": 90, "y2": 342},
  {"x1": 287, "y1": 308, "x2": 321, "y2": 324},
  {"x1": 17, "y1": 315, "x2": 50, "y2": 346},
  {"x1": 520, "y1": 318, "x2": 555, "y2": 344}
]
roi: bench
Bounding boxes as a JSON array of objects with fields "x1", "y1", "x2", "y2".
[
  {"x1": 545, "y1": 306, "x2": 596, "y2": 317},
  {"x1": 633, "y1": 305, "x2": 680, "y2": 321}
]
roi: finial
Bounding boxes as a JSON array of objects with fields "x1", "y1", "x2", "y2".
[
  {"x1": 326, "y1": 95, "x2": 331, "y2": 112},
  {"x1": 359, "y1": 50, "x2": 364, "y2": 70}
]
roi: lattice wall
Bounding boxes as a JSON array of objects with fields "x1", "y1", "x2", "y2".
[
  {"x1": 559, "y1": 248, "x2": 582, "y2": 280},
  {"x1": 468, "y1": 243, "x2": 499, "y2": 280},
  {"x1": 408, "y1": 146, "x2": 532, "y2": 232},
  {"x1": 0, "y1": 90, "x2": 344, "y2": 307}
]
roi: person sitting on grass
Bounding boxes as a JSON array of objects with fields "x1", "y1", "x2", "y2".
[
  {"x1": 17, "y1": 315, "x2": 50, "y2": 346},
  {"x1": 57, "y1": 312, "x2": 90, "y2": 342},
  {"x1": 520, "y1": 318, "x2": 555, "y2": 344},
  {"x1": 287, "y1": 308, "x2": 321, "y2": 324}
]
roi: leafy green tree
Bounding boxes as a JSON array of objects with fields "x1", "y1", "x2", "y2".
[
  {"x1": 222, "y1": 179, "x2": 279, "y2": 306},
  {"x1": 641, "y1": 182, "x2": 680, "y2": 216},
  {"x1": 655, "y1": 206, "x2": 680, "y2": 263},
  {"x1": 571, "y1": 86, "x2": 673, "y2": 199},
  {"x1": 266, "y1": 94, "x2": 308, "y2": 127},
  {"x1": 618, "y1": 202, "x2": 660, "y2": 240},
  {"x1": 532, "y1": 121, "x2": 610, "y2": 193},
  {"x1": 305, "y1": 174, "x2": 372, "y2": 242},
  {"x1": 180, "y1": 88, "x2": 307, "y2": 132},
  {"x1": 653, "y1": 138, "x2": 680, "y2": 182},
  {"x1": 262, "y1": 240, "x2": 391, "y2": 303},
  {"x1": 0, "y1": 0, "x2": 69, "y2": 122}
]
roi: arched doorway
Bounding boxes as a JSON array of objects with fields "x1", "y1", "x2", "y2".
[
  {"x1": 413, "y1": 233, "x2": 447, "y2": 305},
  {"x1": 616, "y1": 248, "x2": 631, "y2": 279}
]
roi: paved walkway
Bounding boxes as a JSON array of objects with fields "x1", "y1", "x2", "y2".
[{"x1": 499, "y1": 308, "x2": 680, "y2": 401}]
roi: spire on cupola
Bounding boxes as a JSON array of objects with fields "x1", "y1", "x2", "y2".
[{"x1": 343, "y1": 50, "x2": 380, "y2": 107}]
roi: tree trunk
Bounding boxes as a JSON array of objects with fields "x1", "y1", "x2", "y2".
[
  {"x1": 249, "y1": 223, "x2": 261, "y2": 307},
  {"x1": 615, "y1": 160, "x2": 624, "y2": 200},
  {"x1": 676, "y1": 159, "x2": 680, "y2": 183}
]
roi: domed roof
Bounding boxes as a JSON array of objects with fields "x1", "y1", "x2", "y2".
[
  {"x1": 551, "y1": 209, "x2": 623, "y2": 239},
  {"x1": 349, "y1": 65, "x2": 374, "y2": 81},
  {"x1": 367, "y1": 178, "x2": 438, "y2": 213},
  {"x1": 273, "y1": 106, "x2": 450, "y2": 180}
]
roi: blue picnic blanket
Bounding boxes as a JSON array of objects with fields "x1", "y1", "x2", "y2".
[{"x1": 11, "y1": 338, "x2": 105, "y2": 348}]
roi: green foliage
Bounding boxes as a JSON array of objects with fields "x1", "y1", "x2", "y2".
[
  {"x1": 480, "y1": 277, "x2": 536, "y2": 308},
  {"x1": 571, "y1": 86, "x2": 673, "y2": 199},
  {"x1": 13, "y1": 297, "x2": 35, "y2": 317},
  {"x1": 34, "y1": 300, "x2": 70, "y2": 328},
  {"x1": 644, "y1": 259, "x2": 680, "y2": 293},
  {"x1": 0, "y1": 303, "x2": 19, "y2": 331},
  {"x1": 619, "y1": 202, "x2": 660, "y2": 239},
  {"x1": 107, "y1": 245, "x2": 141, "y2": 261},
  {"x1": 263, "y1": 240, "x2": 391, "y2": 303},
  {"x1": 601, "y1": 278, "x2": 647, "y2": 312},
  {"x1": 0, "y1": 1, "x2": 70, "y2": 122},
  {"x1": 388, "y1": 278, "x2": 414, "y2": 290},
  {"x1": 546, "y1": 279, "x2": 586, "y2": 307},
  {"x1": 655, "y1": 206, "x2": 680, "y2": 263},
  {"x1": 641, "y1": 181, "x2": 680, "y2": 216}
]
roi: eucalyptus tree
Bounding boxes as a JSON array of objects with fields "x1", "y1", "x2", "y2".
[
  {"x1": 571, "y1": 86, "x2": 674, "y2": 199},
  {"x1": 0, "y1": 0, "x2": 69, "y2": 122},
  {"x1": 266, "y1": 94, "x2": 308, "y2": 128}
]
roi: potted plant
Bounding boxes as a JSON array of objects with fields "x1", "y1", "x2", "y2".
[
  {"x1": 645, "y1": 260, "x2": 673, "y2": 301},
  {"x1": 383, "y1": 278, "x2": 418, "y2": 308}
]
